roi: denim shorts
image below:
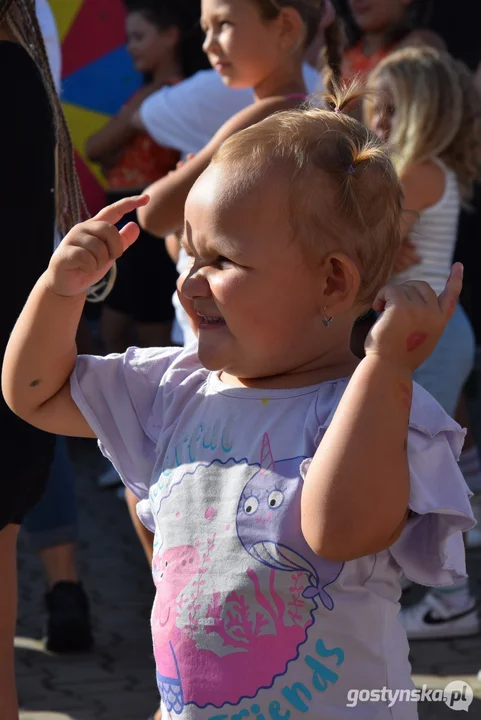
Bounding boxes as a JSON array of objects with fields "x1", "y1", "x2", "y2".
[
  {"x1": 413, "y1": 304, "x2": 475, "y2": 417},
  {"x1": 22, "y1": 436, "x2": 78, "y2": 551}
]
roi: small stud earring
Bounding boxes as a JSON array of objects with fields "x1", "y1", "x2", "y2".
[{"x1": 323, "y1": 307, "x2": 333, "y2": 328}]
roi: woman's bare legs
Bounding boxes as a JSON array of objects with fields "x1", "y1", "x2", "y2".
[
  {"x1": 0, "y1": 524, "x2": 19, "y2": 720},
  {"x1": 38, "y1": 543, "x2": 79, "y2": 588}
]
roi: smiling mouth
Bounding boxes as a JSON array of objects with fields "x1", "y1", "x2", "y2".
[
  {"x1": 199, "y1": 315, "x2": 227, "y2": 328},
  {"x1": 212, "y1": 58, "x2": 232, "y2": 71}
]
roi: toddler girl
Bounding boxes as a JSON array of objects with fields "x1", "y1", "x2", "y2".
[
  {"x1": 129, "y1": 0, "x2": 344, "y2": 564},
  {"x1": 366, "y1": 46, "x2": 481, "y2": 641},
  {"x1": 2, "y1": 83, "x2": 474, "y2": 719}
]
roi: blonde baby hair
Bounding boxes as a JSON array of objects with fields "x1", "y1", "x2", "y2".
[
  {"x1": 213, "y1": 85, "x2": 404, "y2": 305},
  {"x1": 366, "y1": 46, "x2": 481, "y2": 206}
]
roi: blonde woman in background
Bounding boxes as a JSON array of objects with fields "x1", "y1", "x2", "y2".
[{"x1": 366, "y1": 46, "x2": 481, "y2": 640}]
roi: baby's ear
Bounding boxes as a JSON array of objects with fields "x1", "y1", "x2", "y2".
[{"x1": 321, "y1": 252, "x2": 361, "y2": 312}]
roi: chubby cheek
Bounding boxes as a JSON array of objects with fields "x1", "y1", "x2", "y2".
[
  {"x1": 208, "y1": 271, "x2": 253, "y2": 318},
  {"x1": 215, "y1": 275, "x2": 293, "y2": 344}
]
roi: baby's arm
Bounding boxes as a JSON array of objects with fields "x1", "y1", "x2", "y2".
[
  {"x1": 301, "y1": 265, "x2": 463, "y2": 562},
  {"x1": 1, "y1": 195, "x2": 149, "y2": 438},
  {"x1": 137, "y1": 96, "x2": 305, "y2": 238}
]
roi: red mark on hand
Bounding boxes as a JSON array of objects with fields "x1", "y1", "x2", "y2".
[
  {"x1": 399, "y1": 382, "x2": 412, "y2": 411},
  {"x1": 406, "y1": 332, "x2": 428, "y2": 352}
]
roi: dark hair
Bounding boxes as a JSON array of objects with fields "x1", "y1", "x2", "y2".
[
  {"x1": 254, "y1": 0, "x2": 345, "y2": 94},
  {"x1": 0, "y1": 0, "x2": 87, "y2": 233},
  {"x1": 123, "y1": 0, "x2": 210, "y2": 78},
  {"x1": 336, "y1": 0, "x2": 434, "y2": 48}
]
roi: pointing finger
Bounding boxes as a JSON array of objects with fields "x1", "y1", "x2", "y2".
[{"x1": 94, "y1": 194, "x2": 150, "y2": 226}]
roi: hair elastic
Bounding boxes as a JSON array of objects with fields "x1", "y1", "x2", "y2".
[{"x1": 348, "y1": 165, "x2": 355, "y2": 174}]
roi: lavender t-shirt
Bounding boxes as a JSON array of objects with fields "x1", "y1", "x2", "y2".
[{"x1": 72, "y1": 346, "x2": 475, "y2": 720}]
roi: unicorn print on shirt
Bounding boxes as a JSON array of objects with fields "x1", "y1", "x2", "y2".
[
  {"x1": 236, "y1": 434, "x2": 343, "y2": 611},
  {"x1": 148, "y1": 430, "x2": 344, "y2": 716}
]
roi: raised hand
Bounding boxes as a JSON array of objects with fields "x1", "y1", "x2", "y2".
[
  {"x1": 45, "y1": 195, "x2": 149, "y2": 298},
  {"x1": 366, "y1": 263, "x2": 463, "y2": 372}
]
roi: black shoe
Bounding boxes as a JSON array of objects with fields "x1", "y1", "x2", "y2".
[{"x1": 45, "y1": 581, "x2": 94, "y2": 653}]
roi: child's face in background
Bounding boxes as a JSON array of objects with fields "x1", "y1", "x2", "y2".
[
  {"x1": 201, "y1": 0, "x2": 293, "y2": 89},
  {"x1": 348, "y1": 0, "x2": 412, "y2": 34},
  {"x1": 368, "y1": 82, "x2": 395, "y2": 142},
  {"x1": 126, "y1": 12, "x2": 178, "y2": 75},
  {"x1": 178, "y1": 164, "x2": 332, "y2": 382}
]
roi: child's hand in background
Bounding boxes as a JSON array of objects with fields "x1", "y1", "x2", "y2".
[
  {"x1": 366, "y1": 263, "x2": 463, "y2": 372},
  {"x1": 45, "y1": 195, "x2": 149, "y2": 298}
]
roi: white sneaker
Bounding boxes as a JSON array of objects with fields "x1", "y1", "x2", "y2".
[
  {"x1": 97, "y1": 466, "x2": 122, "y2": 489},
  {"x1": 399, "y1": 592, "x2": 479, "y2": 640}
]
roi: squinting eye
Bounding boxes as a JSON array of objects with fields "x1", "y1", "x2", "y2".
[{"x1": 216, "y1": 256, "x2": 232, "y2": 266}]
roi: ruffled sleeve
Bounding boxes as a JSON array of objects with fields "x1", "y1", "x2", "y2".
[{"x1": 389, "y1": 383, "x2": 475, "y2": 587}]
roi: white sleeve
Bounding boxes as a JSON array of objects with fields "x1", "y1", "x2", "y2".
[
  {"x1": 36, "y1": 0, "x2": 62, "y2": 92},
  {"x1": 139, "y1": 70, "x2": 253, "y2": 155}
]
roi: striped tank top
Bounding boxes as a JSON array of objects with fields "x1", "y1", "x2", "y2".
[{"x1": 392, "y1": 158, "x2": 460, "y2": 296}]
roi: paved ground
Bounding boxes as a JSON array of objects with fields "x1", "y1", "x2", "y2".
[
  {"x1": 17, "y1": 439, "x2": 159, "y2": 720},
  {"x1": 16, "y1": 436, "x2": 481, "y2": 720}
]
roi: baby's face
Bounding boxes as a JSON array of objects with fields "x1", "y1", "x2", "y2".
[{"x1": 179, "y1": 164, "x2": 327, "y2": 383}]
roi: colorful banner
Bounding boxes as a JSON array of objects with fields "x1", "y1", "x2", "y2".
[{"x1": 50, "y1": 0, "x2": 142, "y2": 214}]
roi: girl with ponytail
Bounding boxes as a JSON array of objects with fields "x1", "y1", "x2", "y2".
[{"x1": 137, "y1": 0, "x2": 345, "y2": 238}]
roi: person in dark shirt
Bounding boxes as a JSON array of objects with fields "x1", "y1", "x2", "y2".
[{"x1": 0, "y1": 0, "x2": 86, "y2": 715}]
